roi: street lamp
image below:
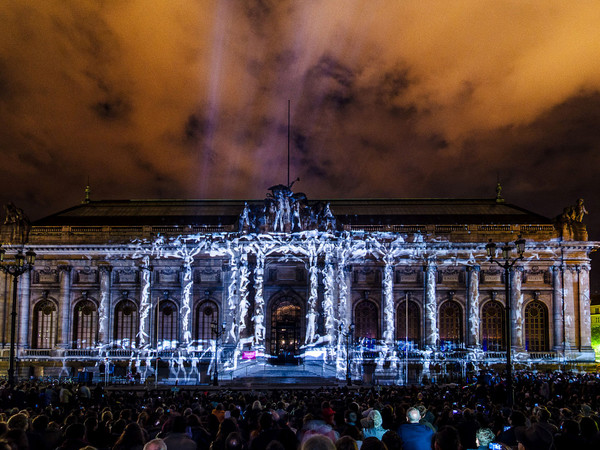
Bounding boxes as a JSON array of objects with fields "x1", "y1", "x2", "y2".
[
  {"x1": 339, "y1": 322, "x2": 355, "y2": 386},
  {"x1": 211, "y1": 321, "x2": 226, "y2": 386},
  {"x1": 485, "y1": 235, "x2": 525, "y2": 407},
  {"x1": 0, "y1": 246, "x2": 36, "y2": 386}
]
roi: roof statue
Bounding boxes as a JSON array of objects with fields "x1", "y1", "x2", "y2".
[
  {"x1": 239, "y1": 185, "x2": 336, "y2": 233},
  {"x1": 2, "y1": 202, "x2": 31, "y2": 245},
  {"x1": 556, "y1": 198, "x2": 588, "y2": 241}
]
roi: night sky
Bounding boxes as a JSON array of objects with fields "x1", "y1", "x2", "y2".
[{"x1": 1, "y1": 2, "x2": 600, "y2": 286}]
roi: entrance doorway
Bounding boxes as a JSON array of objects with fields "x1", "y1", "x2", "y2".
[{"x1": 269, "y1": 296, "x2": 302, "y2": 364}]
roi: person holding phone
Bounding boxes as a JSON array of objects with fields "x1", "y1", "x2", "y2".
[{"x1": 465, "y1": 427, "x2": 494, "y2": 450}]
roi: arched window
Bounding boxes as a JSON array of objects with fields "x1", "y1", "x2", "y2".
[
  {"x1": 269, "y1": 296, "x2": 302, "y2": 357},
  {"x1": 439, "y1": 301, "x2": 463, "y2": 347},
  {"x1": 524, "y1": 301, "x2": 549, "y2": 352},
  {"x1": 481, "y1": 301, "x2": 505, "y2": 351},
  {"x1": 354, "y1": 300, "x2": 379, "y2": 340},
  {"x1": 194, "y1": 300, "x2": 219, "y2": 345},
  {"x1": 396, "y1": 300, "x2": 421, "y2": 349},
  {"x1": 156, "y1": 300, "x2": 178, "y2": 349},
  {"x1": 32, "y1": 300, "x2": 57, "y2": 349},
  {"x1": 73, "y1": 299, "x2": 98, "y2": 349},
  {"x1": 114, "y1": 300, "x2": 138, "y2": 349}
]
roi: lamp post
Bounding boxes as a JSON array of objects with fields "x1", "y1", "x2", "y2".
[
  {"x1": 339, "y1": 322, "x2": 355, "y2": 385},
  {"x1": 211, "y1": 321, "x2": 226, "y2": 386},
  {"x1": 485, "y1": 235, "x2": 525, "y2": 407},
  {"x1": 0, "y1": 247, "x2": 36, "y2": 386}
]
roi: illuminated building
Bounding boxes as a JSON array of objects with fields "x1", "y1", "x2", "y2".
[{"x1": 0, "y1": 186, "x2": 596, "y2": 383}]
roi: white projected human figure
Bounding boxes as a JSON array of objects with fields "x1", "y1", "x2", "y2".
[{"x1": 305, "y1": 310, "x2": 317, "y2": 344}]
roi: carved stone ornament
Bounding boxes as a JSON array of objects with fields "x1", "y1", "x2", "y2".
[
  {"x1": 195, "y1": 268, "x2": 221, "y2": 283},
  {"x1": 33, "y1": 267, "x2": 59, "y2": 284},
  {"x1": 115, "y1": 268, "x2": 138, "y2": 284},
  {"x1": 75, "y1": 267, "x2": 98, "y2": 284}
]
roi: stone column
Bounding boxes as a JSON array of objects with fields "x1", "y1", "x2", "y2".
[
  {"x1": 382, "y1": 261, "x2": 395, "y2": 345},
  {"x1": 552, "y1": 265, "x2": 564, "y2": 351},
  {"x1": 98, "y1": 265, "x2": 112, "y2": 345},
  {"x1": 322, "y1": 258, "x2": 336, "y2": 345},
  {"x1": 0, "y1": 272, "x2": 7, "y2": 345},
  {"x1": 225, "y1": 255, "x2": 239, "y2": 344},
  {"x1": 511, "y1": 267, "x2": 524, "y2": 350},
  {"x1": 344, "y1": 266, "x2": 353, "y2": 326},
  {"x1": 181, "y1": 258, "x2": 194, "y2": 346},
  {"x1": 467, "y1": 266, "x2": 480, "y2": 348},
  {"x1": 563, "y1": 265, "x2": 577, "y2": 350},
  {"x1": 305, "y1": 255, "x2": 319, "y2": 344},
  {"x1": 138, "y1": 260, "x2": 152, "y2": 348},
  {"x1": 18, "y1": 270, "x2": 31, "y2": 349},
  {"x1": 578, "y1": 264, "x2": 592, "y2": 350},
  {"x1": 237, "y1": 251, "x2": 250, "y2": 340},
  {"x1": 252, "y1": 251, "x2": 265, "y2": 350},
  {"x1": 58, "y1": 265, "x2": 72, "y2": 348},
  {"x1": 424, "y1": 264, "x2": 438, "y2": 348}
]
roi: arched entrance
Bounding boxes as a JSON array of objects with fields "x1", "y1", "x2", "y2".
[{"x1": 269, "y1": 295, "x2": 303, "y2": 364}]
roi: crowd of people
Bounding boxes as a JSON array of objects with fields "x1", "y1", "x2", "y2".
[{"x1": 0, "y1": 370, "x2": 599, "y2": 450}]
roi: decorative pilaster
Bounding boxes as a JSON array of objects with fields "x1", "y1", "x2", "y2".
[
  {"x1": 237, "y1": 251, "x2": 250, "y2": 340},
  {"x1": 563, "y1": 265, "x2": 577, "y2": 350},
  {"x1": 424, "y1": 263, "x2": 438, "y2": 348},
  {"x1": 511, "y1": 267, "x2": 524, "y2": 350},
  {"x1": 467, "y1": 266, "x2": 480, "y2": 348},
  {"x1": 181, "y1": 257, "x2": 194, "y2": 346},
  {"x1": 226, "y1": 254, "x2": 239, "y2": 344},
  {"x1": 58, "y1": 265, "x2": 72, "y2": 348},
  {"x1": 322, "y1": 255, "x2": 336, "y2": 350},
  {"x1": 252, "y1": 251, "x2": 265, "y2": 350},
  {"x1": 138, "y1": 258, "x2": 152, "y2": 348},
  {"x1": 98, "y1": 265, "x2": 112, "y2": 345},
  {"x1": 578, "y1": 264, "x2": 592, "y2": 349},
  {"x1": 305, "y1": 251, "x2": 319, "y2": 344},
  {"x1": 382, "y1": 261, "x2": 395, "y2": 345},
  {"x1": 552, "y1": 265, "x2": 564, "y2": 351},
  {"x1": 18, "y1": 271, "x2": 31, "y2": 349}
]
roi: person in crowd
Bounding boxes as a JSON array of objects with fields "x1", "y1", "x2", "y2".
[
  {"x1": 113, "y1": 422, "x2": 146, "y2": 450},
  {"x1": 381, "y1": 430, "x2": 403, "y2": 450},
  {"x1": 553, "y1": 419, "x2": 585, "y2": 450},
  {"x1": 361, "y1": 436, "x2": 387, "y2": 450},
  {"x1": 362, "y1": 410, "x2": 388, "y2": 440},
  {"x1": 301, "y1": 434, "x2": 335, "y2": 450},
  {"x1": 432, "y1": 426, "x2": 462, "y2": 450},
  {"x1": 495, "y1": 410, "x2": 526, "y2": 448},
  {"x1": 334, "y1": 435, "x2": 358, "y2": 450},
  {"x1": 514, "y1": 423, "x2": 554, "y2": 450},
  {"x1": 144, "y1": 438, "x2": 168, "y2": 450},
  {"x1": 57, "y1": 423, "x2": 88, "y2": 450},
  {"x1": 467, "y1": 427, "x2": 494, "y2": 450},
  {"x1": 163, "y1": 416, "x2": 197, "y2": 450},
  {"x1": 339, "y1": 410, "x2": 361, "y2": 442},
  {"x1": 397, "y1": 407, "x2": 434, "y2": 450}
]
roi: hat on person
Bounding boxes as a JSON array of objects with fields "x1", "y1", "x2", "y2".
[
  {"x1": 515, "y1": 424, "x2": 553, "y2": 450},
  {"x1": 367, "y1": 410, "x2": 383, "y2": 428}
]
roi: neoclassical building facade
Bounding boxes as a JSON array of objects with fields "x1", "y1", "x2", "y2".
[{"x1": 0, "y1": 186, "x2": 596, "y2": 383}]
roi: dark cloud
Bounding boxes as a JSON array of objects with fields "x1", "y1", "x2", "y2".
[
  {"x1": 184, "y1": 112, "x2": 212, "y2": 143},
  {"x1": 92, "y1": 96, "x2": 132, "y2": 120}
]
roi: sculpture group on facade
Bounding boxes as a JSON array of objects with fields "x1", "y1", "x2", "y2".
[
  {"x1": 556, "y1": 198, "x2": 589, "y2": 241},
  {"x1": 239, "y1": 184, "x2": 336, "y2": 233},
  {"x1": 2, "y1": 202, "x2": 31, "y2": 245}
]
